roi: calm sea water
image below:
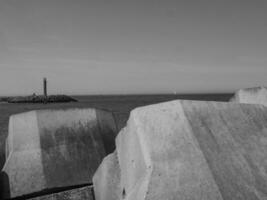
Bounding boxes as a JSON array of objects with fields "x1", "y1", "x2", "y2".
[{"x1": 0, "y1": 93, "x2": 233, "y2": 169}]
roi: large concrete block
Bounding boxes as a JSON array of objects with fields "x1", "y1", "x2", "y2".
[
  {"x1": 94, "y1": 100, "x2": 267, "y2": 200},
  {"x1": 231, "y1": 86, "x2": 267, "y2": 106},
  {"x1": 0, "y1": 108, "x2": 118, "y2": 199}
]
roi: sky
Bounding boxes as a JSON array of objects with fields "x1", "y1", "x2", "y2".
[{"x1": 0, "y1": 0, "x2": 267, "y2": 95}]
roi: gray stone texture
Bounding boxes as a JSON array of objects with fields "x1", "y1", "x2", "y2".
[
  {"x1": 1, "y1": 108, "x2": 118, "y2": 199},
  {"x1": 94, "y1": 100, "x2": 267, "y2": 200}
]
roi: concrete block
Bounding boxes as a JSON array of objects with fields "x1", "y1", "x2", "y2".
[
  {"x1": 1, "y1": 108, "x2": 118, "y2": 199},
  {"x1": 231, "y1": 86, "x2": 267, "y2": 106},
  {"x1": 94, "y1": 100, "x2": 267, "y2": 200}
]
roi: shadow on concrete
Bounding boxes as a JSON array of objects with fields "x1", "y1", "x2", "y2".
[
  {"x1": 39, "y1": 122, "x2": 104, "y2": 189},
  {"x1": 0, "y1": 171, "x2": 10, "y2": 200},
  {"x1": 0, "y1": 152, "x2": 6, "y2": 172},
  {"x1": 96, "y1": 110, "x2": 118, "y2": 154},
  {"x1": 0, "y1": 137, "x2": 7, "y2": 171}
]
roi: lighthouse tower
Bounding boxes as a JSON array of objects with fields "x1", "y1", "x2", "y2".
[{"x1": 43, "y1": 78, "x2": 47, "y2": 97}]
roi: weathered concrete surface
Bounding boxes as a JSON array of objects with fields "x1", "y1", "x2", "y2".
[
  {"x1": 1, "y1": 108, "x2": 118, "y2": 199},
  {"x1": 93, "y1": 151, "x2": 121, "y2": 200},
  {"x1": 94, "y1": 100, "x2": 267, "y2": 200},
  {"x1": 28, "y1": 186, "x2": 94, "y2": 200},
  {"x1": 231, "y1": 87, "x2": 267, "y2": 106}
]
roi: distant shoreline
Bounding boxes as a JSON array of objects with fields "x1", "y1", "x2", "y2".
[{"x1": 0, "y1": 95, "x2": 77, "y2": 103}]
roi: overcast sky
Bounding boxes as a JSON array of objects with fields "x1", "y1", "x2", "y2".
[{"x1": 0, "y1": 0, "x2": 266, "y2": 95}]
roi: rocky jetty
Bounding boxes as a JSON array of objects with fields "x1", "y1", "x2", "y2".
[{"x1": 3, "y1": 95, "x2": 77, "y2": 103}]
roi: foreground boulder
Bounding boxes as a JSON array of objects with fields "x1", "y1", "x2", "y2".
[
  {"x1": 94, "y1": 100, "x2": 267, "y2": 200},
  {"x1": 231, "y1": 86, "x2": 267, "y2": 106},
  {"x1": 1, "y1": 108, "x2": 118, "y2": 199}
]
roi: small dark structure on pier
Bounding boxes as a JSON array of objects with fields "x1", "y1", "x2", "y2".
[
  {"x1": 2, "y1": 78, "x2": 77, "y2": 103},
  {"x1": 43, "y1": 78, "x2": 47, "y2": 97}
]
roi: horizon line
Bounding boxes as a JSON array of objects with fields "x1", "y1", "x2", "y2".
[{"x1": 0, "y1": 91, "x2": 235, "y2": 97}]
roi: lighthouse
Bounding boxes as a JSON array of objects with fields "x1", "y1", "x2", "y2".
[{"x1": 43, "y1": 78, "x2": 47, "y2": 97}]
